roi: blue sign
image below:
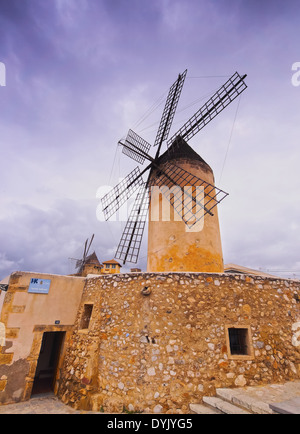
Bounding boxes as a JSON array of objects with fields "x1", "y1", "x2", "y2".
[{"x1": 28, "y1": 278, "x2": 51, "y2": 294}]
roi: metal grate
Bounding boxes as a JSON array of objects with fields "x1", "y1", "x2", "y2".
[
  {"x1": 167, "y1": 71, "x2": 247, "y2": 146},
  {"x1": 101, "y1": 166, "x2": 143, "y2": 221},
  {"x1": 154, "y1": 69, "x2": 187, "y2": 148},
  {"x1": 115, "y1": 184, "x2": 150, "y2": 263},
  {"x1": 122, "y1": 129, "x2": 151, "y2": 164},
  {"x1": 149, "y1": 162, "x2": 228, "y2": 228}
]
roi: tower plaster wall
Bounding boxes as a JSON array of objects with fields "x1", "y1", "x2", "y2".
[{"x1": 147, "y1": 157, "x2": 224, "y2": 273}]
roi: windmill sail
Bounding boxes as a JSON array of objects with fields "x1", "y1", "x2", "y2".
[
  {"x1": 115, "y1": 183, "x2": 150, "y2": 263},
  {"x1": 167, "y1": 72, "x2": 247, "y2": 146},
  {"x1": 85, "y1": 234, "x2": 95, "y2": 258},
  {"x1": 101, "y1": 167, "x2": 144, "y2": 220},
  {"x1": 122, "y1": 129, "x2": 152, "y2": 164},
  {"x1": 154, "y1": 69, "x2": 187, "y2": 150},
  {"x1": 74, "y1": 234, "x2": 95, "y2": 272}
]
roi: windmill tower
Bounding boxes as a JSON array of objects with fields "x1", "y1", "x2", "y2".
[
  {"x1": 101, "y1": 71, "x2": 247, "y2": 272},
  {"x1": 147, "y1": 137, "x2": 224, "y2": 272}
]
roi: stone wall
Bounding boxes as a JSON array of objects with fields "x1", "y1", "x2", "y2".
[{"x1": 58, "y1": 272, "x2": 300, "y2": 413}]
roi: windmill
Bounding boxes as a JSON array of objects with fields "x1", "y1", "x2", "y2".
[
  {"x1": 101, "y1": 70, "x2": 247, "y2": 268},
  {"x1": 69, "y1": 234, "x2": 95, "y2": 274}
]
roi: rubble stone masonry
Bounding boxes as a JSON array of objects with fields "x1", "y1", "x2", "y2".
[{"x1": 58, "y1": 272, "x2": 300, "y2": 413}]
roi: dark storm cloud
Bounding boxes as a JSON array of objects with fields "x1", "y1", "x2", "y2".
[
  {"x1": 0, "y1": 197, "x2": 115, "y2": 275},
  {"x1": 0, "y1": 0, "x2": 299, "y2": 280}
]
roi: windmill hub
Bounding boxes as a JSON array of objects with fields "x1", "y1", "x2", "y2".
[{"x1": 101, "y1": 70, "x2": 247, "y2": 271}]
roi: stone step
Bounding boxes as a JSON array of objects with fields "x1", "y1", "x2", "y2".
[
  {"x1": 203, "y1": 396, "x2": 251, "y2": 414},
  {"x1": 189, "y1": 403, "x2": 222, "y2": 414},
  {"x1": 269, "y1": 397, "x2": 300, "y2": 415},
  {"x1": 190, "y1": 382, "x2": 300, "y2": 415},
  {"x1": 216, "y1": 388, "x2": 275, "y2": 414}
]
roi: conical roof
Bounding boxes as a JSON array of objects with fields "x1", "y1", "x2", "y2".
[
  {"x1": 85, "y1": 251, "x2": 101, "y2": 266},
  {"x1": 157, "y1": 136, "x2": 213, "y2": 173}
]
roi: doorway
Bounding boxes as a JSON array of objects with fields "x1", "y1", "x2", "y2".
[{"x1": 32, "y1": 331, "x2": 65, "y2": 395}]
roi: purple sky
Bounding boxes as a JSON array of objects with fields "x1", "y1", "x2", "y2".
[{"x1": 0, "y1": 0, "x2": 300, "y2": 279}]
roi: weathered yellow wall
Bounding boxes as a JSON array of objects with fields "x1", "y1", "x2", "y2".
[
  {"x1": 147, "y1": 158, "x2": 224, "y2": 273},
  {"x1": 58, "y1": 272, "x2": 300, "y2": 413},
  {"x1": 81, "y1": 264, "x2": 121, "y2": 276},
  {"x1": 101, "y1": 266, "x2": 121, "y2": 275},
  {"x1": 0, "y1": 272, "x2": 85, "y2": 404}
]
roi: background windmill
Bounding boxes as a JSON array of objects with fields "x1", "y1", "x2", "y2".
[
  {"x1": 101, "y1": 70, "x2": 247, "y2": 267},
  {"x1": 69, "y1": 234, "x2": 95, "y2": 275}
]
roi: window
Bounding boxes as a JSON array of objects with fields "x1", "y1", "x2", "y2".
[
  {"x1": 112, "y1": 264, "x2": 116, "y2": 269},
  {"x1": 225, "y1": 325, "x2": 253, "y2": 360},
  {"x1": 80, "y1": 304, "x2": 93, "y2": 330},
  {"x1": 228, "y1": 328, "x2": 248, "y2": 355},
  {"x1": 105, "y1": 264, "x2": 110, "y2": 269}
]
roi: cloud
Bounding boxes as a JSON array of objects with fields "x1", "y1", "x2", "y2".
[
  {"x1": 0, "y1": 197, "x2": 105, "y2": 276},
  {"x1": 0, "y1": 252, "x2": 23, "y2": 274},
  {"x1": 0, "y1": 0, "x2": 299, "y2": 280}
]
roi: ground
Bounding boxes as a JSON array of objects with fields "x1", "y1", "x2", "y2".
[{"x1": 0, "y1": 381, "x2": 300, "y2": 414}]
